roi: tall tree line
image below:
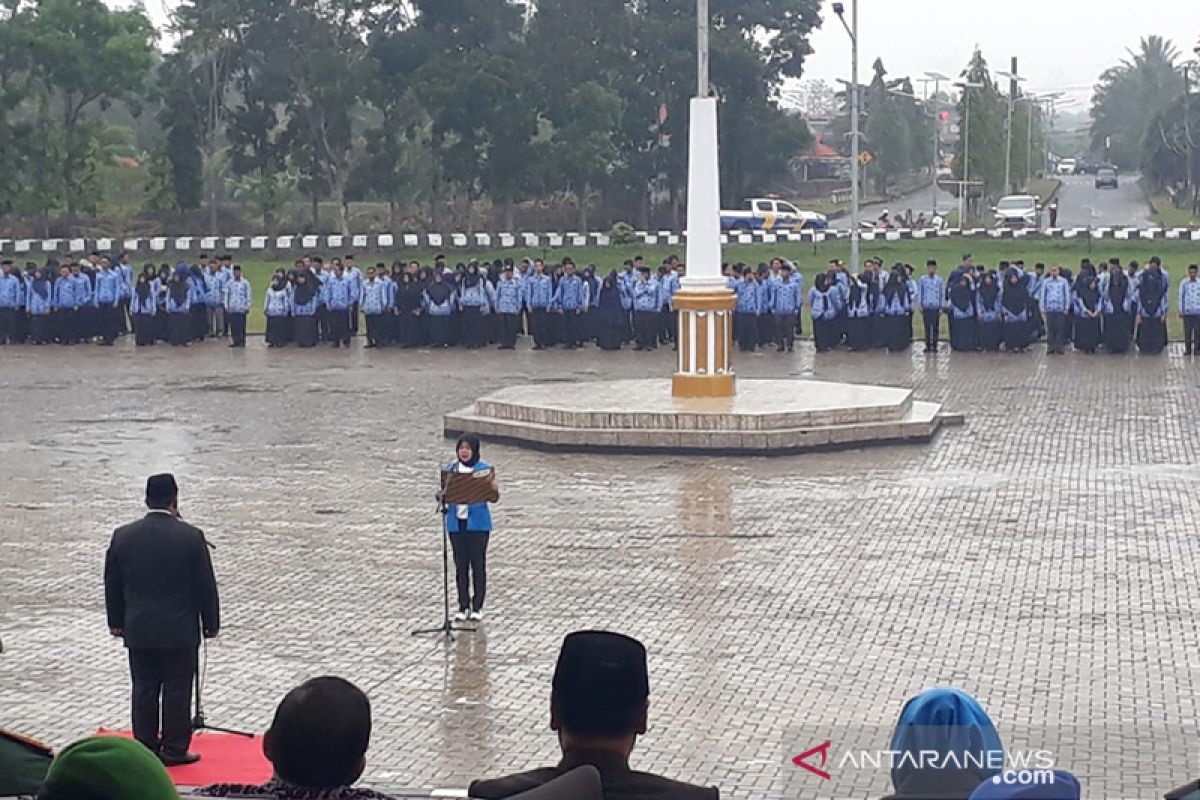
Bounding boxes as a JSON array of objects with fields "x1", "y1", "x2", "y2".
[{"x1": 0, "y1": 0, "x2": 824, "y2": 234}]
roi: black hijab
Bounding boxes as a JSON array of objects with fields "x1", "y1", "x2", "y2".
[
  {"x1": 849, "y1": 274, "x2": 864, "y2": 308},
  {"x1": 135, "y1": 274, "x2": 151, "y2": 302},
  {"x1": 32, "y1": 268, "x2": 50, "y2": 300},
  {"x1": 1108, "y1": 268, "x2": 1129, "y2": 309},
  {"x1": 293, "y1": 273, "x2": 317, "y2": 306},
  {"x1": 426, "y1": 272, "x2": 453, "y2": 305},
  {"x1": 950, "y1": 276, "x2": 974, "y2": 312},
  {"x1": 1001, "y1": 270, "x2": 1028, "y2": 315},
  {"x1": 882, "y1": 268, "x2": 905, "y2": 303},
  {"x1": 1077, "y1": 276, "x2": 1100, "y2": 311},
  {"x1": 464, "y1": 264, "x2": 481, "y2": 288},
  {"x1": 1139, "y1": 269, "x2": 1166, "y2": 313},
  {"x1": 978, "y1": 272, "x2": 1000, "y2": 307},
  {"x1": 169, "y1": 271, "x2": 190, "y2": 305},
  {"x1": 456, "y1": 435, "x2": 481, "y2": 467}
]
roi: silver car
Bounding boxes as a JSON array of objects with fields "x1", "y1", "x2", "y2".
[{"x1": 993, "y1": 194, "x2": 1041, "y2": 228}]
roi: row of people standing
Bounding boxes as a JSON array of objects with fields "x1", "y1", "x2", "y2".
[
  {"x1": 723, "y1": 254, "x2": 1198, "y2": 357},
  {"x1": 263, "y1": 255, "x2": 688, "y2": 352}
]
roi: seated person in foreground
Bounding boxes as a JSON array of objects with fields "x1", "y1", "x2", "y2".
[
  {"x1": 194, "y1": 676, "x2": 396, "y2": 800},
  {"x1": 470, "y1": 630, "x2": 719, "y2": 800},
  {"x1": 883, "y1": 687, "x2": 1004, "y2": 800},
  {"x1": 37, "y1": 735, "x2": 178, "y2": 800}
]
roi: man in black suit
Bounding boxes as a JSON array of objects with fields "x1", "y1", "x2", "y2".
[
  {"x1": 104, "y1": 474, "x2": 220, "y2": 766},
  {"x1": 470, "y1": 631, "x2": 719, "y2": 800}
]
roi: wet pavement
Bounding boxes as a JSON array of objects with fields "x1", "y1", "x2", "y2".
[{"x1": 1, "y1": 339, "x2": 1199, "y2": 799}]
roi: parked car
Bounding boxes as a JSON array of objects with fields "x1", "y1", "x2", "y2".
[
  {"x1": 1095, "y1": 168, "x2": 1118, "y2": 189},
  {"x1": 1056, "y1": 159, "x2": 1077, "y2": 176},
  {"x1": 992, "y1": 194, "x2": 1041, "y2": 228},
  {"x1": 720, "y1": 197, "x2": 828, "y2": 231}
]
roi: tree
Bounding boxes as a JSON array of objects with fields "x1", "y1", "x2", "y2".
[
  {"x1": 953, "y1": 49, "x2": 1006, "y2": 209},
  {"x1": 157, "y1": 54, "x2": 204, "y2": 211},
  {"x1": 24, "y1": 0, "x2": 156, "y2": 219},
  {"x1": 1090, "y1": 36, "x2": 1183, "y2": 169}
]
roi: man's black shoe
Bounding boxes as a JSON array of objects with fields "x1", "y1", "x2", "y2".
[{"x1": 159, "y1": 751, "x2": 201, "y2": 766}]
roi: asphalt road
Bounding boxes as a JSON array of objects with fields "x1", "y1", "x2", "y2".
[
  {"x1": 859, "y1": 181, "x2": 957, "y2": 223},
  {"x1": 1053, "y1": 172, "x2": 1152, "y2": 228}
]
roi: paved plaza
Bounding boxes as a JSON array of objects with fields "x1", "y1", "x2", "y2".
[{"x1": 1, "y1": 340, "x2": 1199, "y2": 798}]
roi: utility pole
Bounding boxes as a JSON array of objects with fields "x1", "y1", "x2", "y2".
[
  {"x1": 1186, "y1": 63, "x2": 1196, "y2": 214},
  {"x1": 833, "y1": 3, "x2": 859, "y2": 269},
  {"x1": 998, "y1": 59, "x2": 1025, "y2": 195},
  {"x1": 926, "y1": 72, "x2": 950, "y2": 216}
]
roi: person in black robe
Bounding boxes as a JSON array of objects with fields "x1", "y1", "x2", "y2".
[
  {"x1": 1073, "y1": 274, "x2": 1102, "y2": 353},
  {"x1": 846, "y1": 274, "x2": 873, "y2": 352},
  {"x1": 28, "y1": 269, "x2": 53, "y2": 344},
  {"x1": 292, "y1": 272, "x2": 320, "y2": 348},
  {"x1": 947, "y1": 273, "x2": 977, "y2": 351},
  {"x1": 1001, "y1": 269, "x2": 1030, "y2": 352},
  {"x1": 394, "y1": 272, "x2": 422, "y2": 348},
  {"x1": 975, "y1": 272, "x2": 1003, "y2": 352},
  {"x1": 881, "y1": 268, "x2": 911, "y2": 352},
  {"x1": 167, "y1": 270, "x2": 192, "y2": 347},
  {"x1": 132, "y1": 274, "x2": 155, "y2": 346},
  {"x1": 582, "y1": 265, "x2": 600, "y2": 345},
  {"x1": 1135, "y1": 265, "x2": 1169, "y2": 355},
  {"x1": 1103, "y1": 267, "x2": 1133, "y2": 354},
  {"x1": 425, "y1": 271, "x2": 455, "y2": 348},
  {"x1": 596, "y1": 271, "x2": 625, "y2": 351}
]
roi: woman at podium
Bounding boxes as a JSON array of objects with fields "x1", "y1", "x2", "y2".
[{"x1": 444, "y1": 435, "x2": 499, "y2": 622}]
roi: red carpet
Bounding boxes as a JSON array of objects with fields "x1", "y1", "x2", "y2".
[{"x1": 97, "y1": 729, "x2": 272, "y2": 787}]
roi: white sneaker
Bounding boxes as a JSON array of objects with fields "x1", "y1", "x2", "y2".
[
  {"x1": 468, "y1": 610, "x2": 483, "y2": 621},
  {"x1": 453, "y1": 610, "x2": 468, "y2": 622}
]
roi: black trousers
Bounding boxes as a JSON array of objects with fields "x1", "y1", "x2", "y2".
[
  {"x1": 1184, "y1": 316, "x2": 1200, "y2": 353},
  {"x1": 775, "y1": 313, "x2": 796, "y2": 350},
  {"x1": 1046, "y1": 312, "x2": 1069, "y2": 353},
  {"x1": 634, "y1": 310, "x2": 658, "y2": 349},
  {"x1": 922, "y1": 309, "x2": 941, "y2": 350},
  {"x1": 563, "y1": 310, "x2": 583, "y2": 347},
  {"x1": 449, "y1": 529, "x2": 489, "y2": 612},
  {"x1": 350, "y1": 302, "x2": 360, "y2": 334},
  {"x1": 330, "y1": 309, "x2": 350, "y2": 344},
  {"x1": 228, "y1": 312, "x2": 247, "y2": 346},
  {"x1": 364, "y1": 313, "x2": 383, "y2": 345},
  {"x1": 128, "y1": 646, "x2": 197, "y2": 756},
  {"x1": 530, "y1": 308, "x2": 549, "y2": 348},
  {"x1": 499, "y1": 313, "x2": 520, "y2": 348},
  {"x1": 0, "y1": 308, "x2": 13, "y2": 343}
]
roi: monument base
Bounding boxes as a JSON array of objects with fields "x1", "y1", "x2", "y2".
[{"x1": 444, "y1": 379, "x2": 962, "y2": 455}]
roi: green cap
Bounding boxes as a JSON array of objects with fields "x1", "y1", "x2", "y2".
[{"x1": 41, "y1": 736, "x2": 178, "y2": 800}]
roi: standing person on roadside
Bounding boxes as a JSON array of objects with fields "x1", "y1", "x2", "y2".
[{"x1": 222, "y1": 265, "x2": 252, "y2": 349}]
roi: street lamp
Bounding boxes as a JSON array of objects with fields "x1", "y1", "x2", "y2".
[
  {"x1": 997, "y1": 69, "x2": 1026, "y2": 194},
  {"x1": 925, "y1": 71, "x2": 950, "y2": 217},
  {"x1": 832, "y1": 1, "x2": 859, "y2": 269},
  {"x1": 955, "y1": 80, "x2": 984, "y2": 226}
]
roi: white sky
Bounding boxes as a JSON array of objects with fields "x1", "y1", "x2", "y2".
[{"x1": 800, "y1": 0, "x2": 1200, "y2": 108}]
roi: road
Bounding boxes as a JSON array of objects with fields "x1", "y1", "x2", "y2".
[
  {"x1": 859, "y1": 181, "x2": 957, "y2": 223},
  {"x1": 1052, "y1": 173, "x2": 1153, "y2": 228}
]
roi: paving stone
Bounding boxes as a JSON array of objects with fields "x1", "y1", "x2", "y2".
[{"x1": 0, "y1": 340, "x2": 1198, "y2": 799}]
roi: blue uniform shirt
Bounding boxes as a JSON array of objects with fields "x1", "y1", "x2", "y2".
[
  {"x1": 0, "y1": 273, "x2": 21, "y2": 309},
  {"x1": 773, "y1": 278, "x2": 802, "y2": 315},
  {"x1": 556, "y1": 275, "x2": 589, "y2": 311},
  {"x1": 223, "y1": 277, "x2": 252, "y2": 314},
  {"x1": 324, "y1": 274, "x2": 354, "y2": 311},
  {"x1": 1039, "y1": 276, "x2": 1071, "y2": 313},
  {"x1": 1179, "y1": 277, "x2": 1200, "y2": 316},
  {"x1": 360, "y1": 278, "x2": 390, "y2": 315},
  {"x1": 491, "y1": 277, "x2": 523, "y2": 314},
  {"x1": 734, "y1": 279, "x2": 759, "y2": 314},
  {"x1": 917, "y1": 275, "x2": 944, "y2": 311},
  {"x1": 523, "y1": 274, "x2": 554, "y2": 310}
]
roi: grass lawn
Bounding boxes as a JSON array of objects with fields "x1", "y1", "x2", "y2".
[
  {"x1": 1148, "y1": 193, "x2": 1200, "y2": 228},
  {"x1": 231, "y1": 238, "x2": 1199, "y2": 337}
]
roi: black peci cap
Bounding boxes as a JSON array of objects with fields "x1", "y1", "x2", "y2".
[
  {"x1": 552, "y1": 631, "x2": 649, "y2": 736},
  {"x1": 145, "y1": 473, "x2": 178, "y2": 507}
]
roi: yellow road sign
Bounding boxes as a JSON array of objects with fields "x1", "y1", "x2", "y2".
[{"x1": 859, "y1": 151, "x2": 873, "y2": 166}]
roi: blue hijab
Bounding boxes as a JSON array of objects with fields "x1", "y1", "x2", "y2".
[
  {"x1": 967, "y1": 770, "x2": 1080, "y2": 800},
  {"x1": 890, "y1": 687, "x2": 1004, "y2": 790}
]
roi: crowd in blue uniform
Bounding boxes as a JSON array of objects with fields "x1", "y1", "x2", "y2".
[
  {"x1": 260, "y1": 253, "x2": 687, "y2": 351},
  {"x1": 4, "y1": 251, "x2": 1199, "y2": 356},
  {"x1": 0, "y1": 253, "x2": 256, "y2": 348},
  {"x1": 724, "y1": 253, "x2": 1200, "y2": 357}
]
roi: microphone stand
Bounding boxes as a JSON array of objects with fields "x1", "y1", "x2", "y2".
[
  {"x1": 411, "y1": 494, "x2": 472, "y2": 640},
  {"x1": 192, "y1": 636, "x2": 253, "y2": 738}
]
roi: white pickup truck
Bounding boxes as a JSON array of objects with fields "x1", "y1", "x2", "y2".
[{"x1": 720, "y1": 197, "x2": 828, "y2": 231}]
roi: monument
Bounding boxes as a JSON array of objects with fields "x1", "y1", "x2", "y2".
[{"x1": 444, "y1": 1, "x2": 961, "y2": 454}]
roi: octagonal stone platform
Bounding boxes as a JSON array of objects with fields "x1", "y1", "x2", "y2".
[{"x1": 445, "y1": 379, "x2": 963, "y2": 455}]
